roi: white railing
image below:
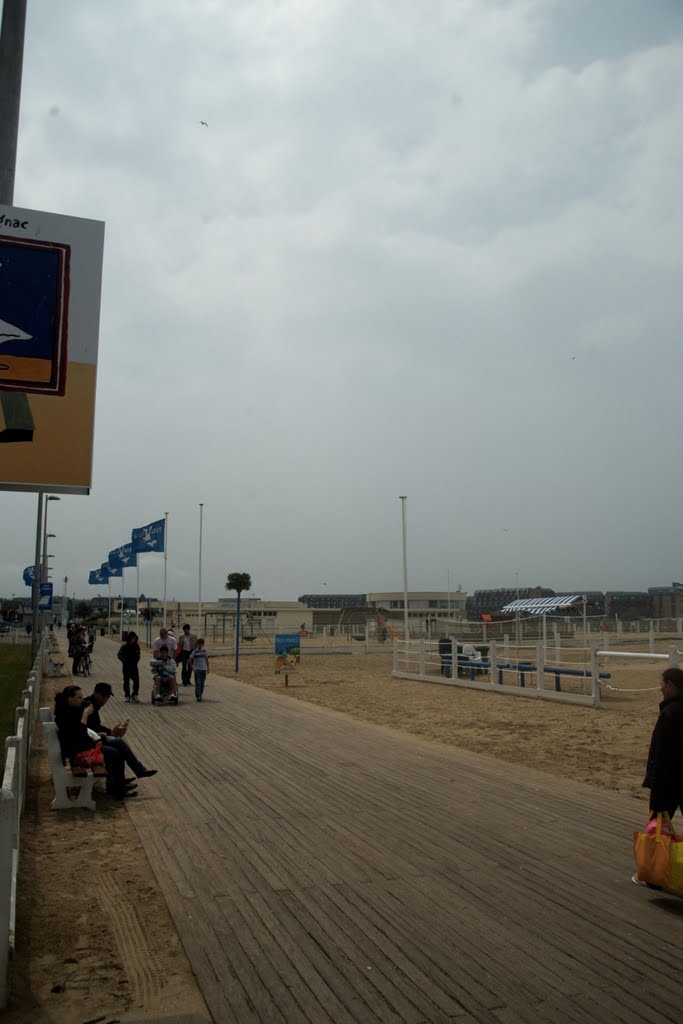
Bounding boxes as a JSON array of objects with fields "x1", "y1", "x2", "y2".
[
  {"x1": 393, "y1": 638, "x2": 681, "y2": 708},
  {"x1": 0, "y1": 632, "x2": 47, "y2": 1008}
]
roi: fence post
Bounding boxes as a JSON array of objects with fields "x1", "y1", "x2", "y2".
[
  {"x1": 365, "y1": 620, "x2": 369, "y2": 654},
  {"x1": 536, "y1": 642, "x2": 544, "y2": 694},
  {"x1": 489, "y1": 640, "x2": 497, "y2": 685},
  {"x1": 678, "y1": 619, "x2": 682, "y2": 636},
  {"x1": 392, "y1": 638, "x2": 398, "y2": 674},
  {"x1": 668, "y1": 644, "x2": 679, "y2": 669},
  {"x1": 649, "y1": 622, "x2": 655, "y2": 654},
  {"x1": 590, "y1": 643, "x2": 600, "y2": 707},
  {"x1": 554, "y1": 627, "x2": 561, "y2": 664},
  {"x1": 419, "y1": 639, "x2": 425, "y2": 677},
  {"x1": 503, "y1": 634, "x2": 510, "y2": 661},
  {"x1": 0, "y1": 783, "x2": 16, "y2": 1009}
]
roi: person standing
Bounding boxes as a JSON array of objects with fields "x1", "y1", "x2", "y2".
[
  {"x1": 178, "y1": 622, "x2": 197, "y2": 687},
  {"x1": 118, "y1": 631, "x2": 141, "y2": 703},
  {"x1": 642, "y1": 667, "x2": 683, "y2": 820},
  {"x1": 438, "y1": 634, "x2": 453, "y2": 678},
  {"x1": 189, "y1": 639, "x2": 210, "y2": 702},
  {"x1": 153, "y1": 626, "x2": 177, "y2": 659}
]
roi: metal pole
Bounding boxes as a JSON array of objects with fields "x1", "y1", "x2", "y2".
[
  {"x1": 163, "y1": 512, "x2": 169, "y2": 627},
  {"x1": 400, "y1": 496, "x2": 409, "y2": 641},
  {"x1": 0, "y1": 0, "x2": 34, "y2": 440},
  {"x1": 135, "y1": 554, "x2": 139, "y2": 629},
  {"x1": 198, "y1": 503, "x2": 204, "y2": 627},
  {"x1": 0, "y1": 0, "x2": 27, "y2": 204},
  {"x1": 30, "y1": 492, "x2": 43, "y2": 659}
]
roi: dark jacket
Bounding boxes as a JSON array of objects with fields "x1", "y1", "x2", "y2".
[
  {"x1": 54, "y1": 701, "x2": 97, "y2": 761},
  {"x1": 81, "y1": 699, "x2": 111, "y2": 737},
  {"x1": 643, "y1": 695, "x2": 683, "y2": 811},
  {"x1": 118, "y1": 642, "x2": 140, "y2": 667}
]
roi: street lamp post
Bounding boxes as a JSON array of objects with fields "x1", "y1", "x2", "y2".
[{"x1": 399, "y1": 496, "x2": 409, "y2": 642}]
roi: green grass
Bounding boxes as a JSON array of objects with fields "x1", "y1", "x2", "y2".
[{"x1": 0, "y1": 645, "x2": 32, "y2": 759}]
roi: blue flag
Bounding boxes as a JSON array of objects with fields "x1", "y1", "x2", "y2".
[
  {"x1": 132, "y1": 518, "x2": 165, "y2": 553},
  {"x1": 89, "y1": 569, "x2": 106, "y2": 585},
  {"x1": 23, "y1": 565, "x2": 35, "y2": 587},
  {"x1": 102, "y1": 562, "x2": 122, "y2": 579},
  {"x1": 109, "y1": 543, "x2": 135, "y2": 570}
]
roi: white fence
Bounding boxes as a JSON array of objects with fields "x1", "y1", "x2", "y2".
[
  {"x1": 0, "y1": 632, "x2": 46, "y2": 1008},
  {"x1": 392, "y1": 638, "x2": 681, "y2": 708}
]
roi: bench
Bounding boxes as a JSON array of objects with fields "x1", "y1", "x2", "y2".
[
  {"x1": 47, "y1": 653, "x2": 67, "y2": 677},
  {"x1": 38, "y1": 707, "x2": 96, "y2": 811}
]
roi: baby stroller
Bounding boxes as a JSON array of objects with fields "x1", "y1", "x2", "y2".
[{"x1": 150, "y1": 657, "x2": 179, "y2": 705}]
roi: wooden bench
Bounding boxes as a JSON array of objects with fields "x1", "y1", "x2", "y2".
[{"x1": 38, "y1": 708, "x2": 96, "y2": 811}]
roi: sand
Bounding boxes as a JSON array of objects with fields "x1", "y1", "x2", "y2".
[{"x1": 5, "y1": 644, "x2": 665, "y2": 1021}]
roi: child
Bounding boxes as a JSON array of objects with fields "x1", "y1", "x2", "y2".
[{"x1": 189, "y1": 639, "x2": 210, "y2": 702}]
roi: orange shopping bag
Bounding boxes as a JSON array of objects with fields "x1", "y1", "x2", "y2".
[{"x1": 633, "y1": 814, "x2": 674, "y2": 889}]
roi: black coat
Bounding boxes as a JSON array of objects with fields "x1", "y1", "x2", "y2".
[
  {"x1": 54, "y1": 702, "x2": 97, "y2": 761},
  {"x1": 643, "y1": 695, "x2": 683, "y2": 812},
  {"x1": 118, "y1": 642, "x2": 140, "y2": 667}
]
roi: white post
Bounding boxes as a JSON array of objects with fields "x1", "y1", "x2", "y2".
[
  {"x1": 536, "y1": 641, "x2": 544, "y2": 694},
  {"x1": 542, "y1": 613, "x2": 547, "y2": 655},
  {"x1": 119, "y1": 570, "x2": 124, "y2": 639},
  {"x1": 135, "y1": 555, "x2": 139, "y2": 629},
  {"x1": 392, "y1": 637, "x2": 398, "y2": 674},
  {"x1": 163, "y1": 512, "x2": 169, "y2": 627},
  {"x1": 503, "y1": 634, "x2": 510, "y2": 661},
  {"x1": 649, "y1": 621, "x2": 655, "y2": 654},
  {"x1": 677, "y1": 618, "x2": 682, "y2": 636},
  {"x1": 400, "y1": 496, "x2": 409, "y2": 641},
  {"x1": 554, "y1": 625, "x2": 560, "y2": 664},
  {"x1": 107, "y1": 578, "x2": 111, "y2": 636},
  {"x1": 668, "y1": 644, "x2": 679, "y2": 668},
  {"x1": 489, "y1": 639, "x2": 497, "y2": 685},
  {"x1": 198, "y1": 503, "x2": 204, "y2": 632},
  {"x1": 365, "y1": 620, "x2": 369, "y2": 654},
  {"x1": 590, "y1": 643, "x2": 600, "y2": 707},
  {"x1": 418, "y1": 638, "x2": 425, "y2": 677},
  {"x1": 447, "y1": 568, "x2": 451, "y2": 619}
]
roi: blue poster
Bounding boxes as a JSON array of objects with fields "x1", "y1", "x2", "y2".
[
  {"x1": 274, "y1": 633, "x2": 301, "y2": 674},
  {"x1": 39, "y1": 583, "x2": 53, "y2": 611},
  {"x1": 0, "y1": 235, "x2": 70, "y2": 395}
]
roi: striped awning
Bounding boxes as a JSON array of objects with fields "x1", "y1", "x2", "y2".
[{"x1": 501, "y1": 595, "x2": 586, "y2": 615}]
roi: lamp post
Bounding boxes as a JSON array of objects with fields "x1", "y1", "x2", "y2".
[
  {"x1": 399, "y1": 496, "x2": 409, "y2": 641},
  {"x1": 42, "y1": 496, "x2": 60, "y2": 581}
]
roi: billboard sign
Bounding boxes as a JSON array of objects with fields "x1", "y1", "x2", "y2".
[
  {"x1": 0, "y1": 204, "x2": 105, "y2": 494},
  {"x1": 274, "y1": 633, "x2": 301, "y2": 674},
  {"x1": 39, "y1": 583, "x2": 53, "y2": 611}
]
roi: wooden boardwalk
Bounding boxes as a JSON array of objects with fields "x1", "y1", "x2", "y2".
[{"x1": 85, "y1": 638, "x2": 682, "y2": 1024}]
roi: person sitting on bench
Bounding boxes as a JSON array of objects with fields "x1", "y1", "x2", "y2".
[
  {"x1": 82, "y1": 682, "x2": 157, "y2": 791},
  {"x1": 459, "y1": 643, "x2": 484, "y2": 676}
]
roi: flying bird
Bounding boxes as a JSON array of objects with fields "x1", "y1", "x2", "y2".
[{"x1": 199, "y1": 121, "x2": 208, "y2": 127}]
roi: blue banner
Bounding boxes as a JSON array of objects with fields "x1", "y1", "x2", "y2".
[
  {"x1": 23, "y1": 565, "x2": 35, "y2": 587},
  {"x1": 39, "y1": 583, "x2": 53, "y2": 611},
  {"x1": 131, "y1": 518, "x2": 165, "y2": 553},
  {"x1": 89, "y1": 568, "x2": 107, "y2": 585},
  {"x1": 109, "y1": 543, "x2": 135, "y2": 570},
  {"x1": 101, "y1": 562, "x2": 123, "y2": 579}
]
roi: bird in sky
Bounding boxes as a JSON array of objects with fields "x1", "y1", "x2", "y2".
[{"x1": 199, "y1": 121, "x2": 208, "y2": 127}]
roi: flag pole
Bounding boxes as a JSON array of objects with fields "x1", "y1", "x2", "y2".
[
  {"x1": 163, "y1": 512, "x2": 169, "y2": 627},
  {"x1": 198, "y1": 503, "x2": 204, "y2": 633},
  {"x1": 136, "y1": 552, "x2": 139, "y2": 630},
  {"x1": 119, "y1": 568, "x2": 124, "y2": 639},
  {"x1": 107, "y1": 576, "x2": 111, "y2": 637}
]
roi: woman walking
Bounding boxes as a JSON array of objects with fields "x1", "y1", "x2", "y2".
[{"x1": 117, "y1": 631, "x2": 141, "y2": 703}]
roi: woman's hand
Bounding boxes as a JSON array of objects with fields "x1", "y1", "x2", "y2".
[{"x1": 81, "y1": 704, "x2": 94, "y2": 723}]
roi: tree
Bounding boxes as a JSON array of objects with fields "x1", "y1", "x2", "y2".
[{"x1": 226, "y1": 572, "x2": 252, "y2": 672}]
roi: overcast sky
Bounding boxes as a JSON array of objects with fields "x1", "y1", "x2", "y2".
[{"x1": 2, "y1": 0, "x2": 683, "y2": 603}]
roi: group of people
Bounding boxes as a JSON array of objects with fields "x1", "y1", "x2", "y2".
[
  {"x1": 114, "y1": 624, "x2": 210, "y2": 703},
  {"x1": 54, "y1": 681, "x2": 157, "y2": 800},
  {"x1": 67, "y1": 621, "x2": 95, "y2": 676},
  {"x1": 148, "y1": 625, "x2": 210, "y2": 702}
]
